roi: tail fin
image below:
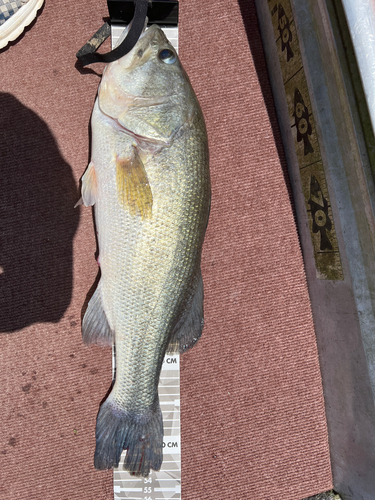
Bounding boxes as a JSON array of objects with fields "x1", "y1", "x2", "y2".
[{"x1": 94, "y1": 399, "x2": 163, "y2": 476}]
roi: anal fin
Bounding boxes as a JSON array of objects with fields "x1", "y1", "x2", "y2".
[
  {"x1": 167, "y1": 270, "x2": 204, "y2": 354},
  {"x1": 82, "y1": 283, "x2": 114, "y2": 346}
]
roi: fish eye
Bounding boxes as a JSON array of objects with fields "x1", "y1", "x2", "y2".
[
  {"x1": 158, "y1": 49, "x2": 176, "y2": 64},
  {"x1": 137, "y1": 49, "x2": 144, "y2": 58}
]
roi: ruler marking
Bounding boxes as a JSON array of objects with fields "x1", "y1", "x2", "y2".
[{"x1": 115, "y1": 488, "x2": 143, "y2": 492}]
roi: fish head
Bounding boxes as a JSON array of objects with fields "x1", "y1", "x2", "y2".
[{"x1": 98, "y1": 25, "x2": 196, "y2": 142}]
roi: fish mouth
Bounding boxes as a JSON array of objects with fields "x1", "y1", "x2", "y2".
[
  {"x1": 116, "y1": 24, "x2": 169, "y2": 69},
  {"x1": 138, "y1": 24, "x2": 166, "y2": 43},
  {"x1": 115, "y1": 23, "x2": 166, "y2": 51},
  {"x1": 114, "y1": 16, "x2": 149, "y2": 49}
]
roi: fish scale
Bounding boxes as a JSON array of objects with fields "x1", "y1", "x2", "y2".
[{"x1": 79, "y1": 24, "x2": 210, "y2": 476}]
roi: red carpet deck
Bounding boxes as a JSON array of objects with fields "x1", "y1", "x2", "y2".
[{"x1": 0, "y1": 1, "x2": 332, "y2": 499}]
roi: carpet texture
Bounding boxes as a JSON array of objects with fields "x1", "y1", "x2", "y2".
[{"x1": 0, "y1": 1, "x2": 332, "y2": 499}]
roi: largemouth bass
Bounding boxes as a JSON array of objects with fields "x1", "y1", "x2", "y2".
[{"x1": 78, "y1": 25, "x2": 210, "y2": 476}]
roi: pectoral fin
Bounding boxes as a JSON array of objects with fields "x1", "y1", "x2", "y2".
[
  {"x1": 80, "y1": 161, "x2": 98, "y2": 206},
  {"x1": 116, "y1": 147, "x2": 152, "y2": 219}
]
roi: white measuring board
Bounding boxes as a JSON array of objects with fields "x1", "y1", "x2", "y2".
[
  {"x1": 111, "y1": 25, "x2": 181, "y2": 500},
  {"x1": 111, "y1": 25, "x2": 178, "y2": 53}
]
